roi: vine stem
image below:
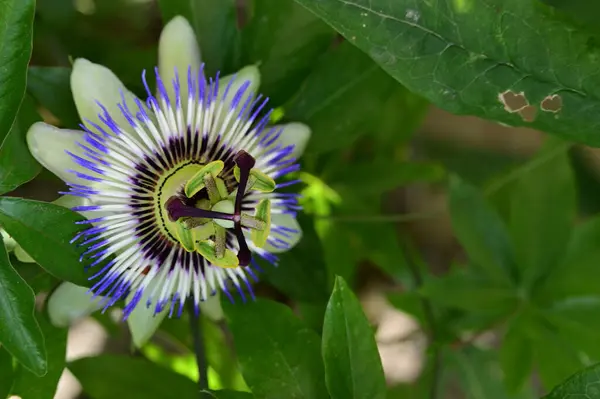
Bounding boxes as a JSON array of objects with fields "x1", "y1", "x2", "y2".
[{"x1": 188, "y1": 302, "x2": 209, "y2": 396}]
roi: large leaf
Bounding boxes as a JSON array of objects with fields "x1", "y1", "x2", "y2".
[
  {"x1": 420, "y1": 268, "x2": 518, "y2": 314},
  {"x1": 322, "y1": 277, "x2": 386, "y2": 399},
  {"x1": 500, "y1": 314, "x2": 535, "y2": 392},
  {"x1": 224, "y1": 298, "x2": 328, "y2": 399},
  {"x1": 158, "y1": 0, "x2": 240, "y2": 76},
  {"x1": 541, "y1": 0, "x2": 600, "y2": 32},
  {"x1": 0, "y1": 347, "x2": 15, "y2": 398},
  {"x1": 449, "y1": 348, "x2": 536, "y2": 399},
  {"x1": 285, "y1": 42, "x2": 401, "y2": 155},
  {"x1": 510, "y1": 139, "x2": 575, "y2": 289},
  {"x1": 0, "y1": 0, "x2": 35, "y2": 143},
  {"x1": 0, "y1": 244, "x2": 46, "y2": 376},
  {"x1": 69, "y1": 355, "x2": 198, "y2": 399},
  {"x1": 545, "y1": 298, "x2": 600, "y2": 360},
  {"x1": 294, "y1": 0, "x2": 600, "y2": 147},
  {"x1": 262, "y1": 215, "x2": 329, "y2": 302},
  {"x1": 11, "y1": 317, "x2": 68, "y2": 399},
  {"x1": 448, "y1": 175, "x2": 516, "y2": 282},
  {"x1": 243, "y1": 0, "x2": 334, "y2": 105},
  {"x1": 544, "y1": 362, "x2": 600, "y2": 398},
  {"x1": 0, "y1": 198, "x2": 90, "y2": 286},
  {"x1": 27, "y1": 67, "x2": 80, "y2": 129},
  {"x1": 539, "y1": 215, "x2": 600, "y2": 299},
  {"x1": 534, "y1": 321, "x2": 584, "y2": 391},
  {"x1": 330, "y1": 160, "x2": 444, "y2": 194},
  {"x1": 0, "y1": 95, "x2": 42, "y2": 195}
]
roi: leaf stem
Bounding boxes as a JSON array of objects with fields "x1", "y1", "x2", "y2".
[{"x1": 188, "y1": 303, "x2": 209, "y2": 396}]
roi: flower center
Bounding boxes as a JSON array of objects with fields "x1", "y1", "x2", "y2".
[{"x1": 159, "y1": 150, "x2": 274, "y2": 268}]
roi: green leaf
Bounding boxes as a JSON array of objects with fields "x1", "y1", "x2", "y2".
[
  {"x1": 243, "y1": 0, "x2": 334, "y2": 105},
  {"x1": 27, "y1": 67, "x2": 80, "y2": 129},
  {"x1": 224, "y1": 298, "x2": 327, "y2": 399},
  {"x1": 534, "y1": 322, "x2": 583, "y2": 391},
  {"x1": 331, "y1": 161, "x2": 444, "y2": 194},
  {"x1": 201, "y1": 317, "x2": 247, "y2": 391},
  {"x1": 510, "y1": 139, "x2": 575, "y2": 288},
  {"x1": 0, "y1": 244, "x2": 46, "y2": 376},
  {"x1": 12, "y1": 317, "x2": 68, "y2": 399},
  {"x1": 448, "y1": 175, "x2": 516, "y2": 282},
  {"x1": 0, "y1": 95, "x2": 42, "y2": 195},
  {"x1": 262, "y1": 214, "x2": 329, "y2": 302},
  {"x1": 541, "y1": 0, "x2": 600, "y2": 32},
  {"x1": 539, "y1": 215, "x2": 600, "y2": 299},
  {"x1": 358, "y1": 223, "x2": 409, "y2": 280},
  {"x1": 0, "y1": 0, "x2": 35, "y2": 143},
  {"x1": 12, "y1": 258, "x2": 55, "y2": 294},
  {"x1": 0, "y1": 347, "x2": 15, "y2": 399},
  {"x1": 158, "y1": 0, "x2": 240, "y2": 76},
  {"x1": 420, "y1": 140, "x2": 524, "y2": 187},
  {"x1": 317, "y1": 221, "x2": 359, "y2": 287},
  {"x1": 69, "y1": 355, "x2": 198, "y2": 399},
  {"x1": 545, "y1": 298, "x2": 600, "y2": 359},
  {"x1": 420, "y1": 268, "x2": 517, "y2": 313},
  {"x1": 322, "y1": 276, "x2": 386, "y2": 399},
  {"x1": 294, "y1": 0, "x2": 600, "y2": 147},
  {"x1": 285, "y1": 42, "x2": 401, "y2": 155},
  {"x1": 544, "y1": 362, "x2": 600, "y2": 398},
  {"x1": 201, "y1": 390, "x2": 254, "y2": 399},
  {"x1": 500, "y1": 314, "x2": 535, "y2": 392},
  {"x1": 449, "y1": 348, "x2": 536, "y2": 399},
  {"x1": 0, "y1": 198, "x2": 90, "y2": 287}
]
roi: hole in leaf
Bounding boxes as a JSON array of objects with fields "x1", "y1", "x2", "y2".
[
  {"x1": 518, "y1": 105, "x2": 537, "y2": 122},
  {"x1": 498, "y1": 90, "x2": 528, "y2": 113},
  {"x1": 540, "y1": 94, "x2": 562, "y2": 113}
]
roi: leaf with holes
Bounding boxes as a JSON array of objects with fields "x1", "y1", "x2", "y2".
[
  {"x1": 544, "y1": 362, "x2": 600, "y2": 398},
  {"x1": 294, "y1": 0, "x2": 600, "y2": 146}
]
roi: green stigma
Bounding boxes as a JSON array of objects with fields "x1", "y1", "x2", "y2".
[{"x1": 161, "y1": 151, "x2": 275, "y2": 268}]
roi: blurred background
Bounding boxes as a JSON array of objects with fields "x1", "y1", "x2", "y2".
[{"x1": 13, "y1": 0, "x2": 600, "y2": 398}]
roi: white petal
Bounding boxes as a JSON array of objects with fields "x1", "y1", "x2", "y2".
[
  {"x1": 26, "y1": 122, "x2": 86, "y2": 183},
  {"x1": 126, "y1": 288, "x2": 168, "y2": 348},
  {"x1": 1, "y1": 229, "x2": 16, "y2": 252},
  {"x1": 265, "y1": 213, "x2": 303, "y2": 253},
  {"x1": 71, "y1": 58, "x2": 141, "y2": 132},
  {"x1": 53, "y1": 195, "x2": 87, "y2": 209},
  {"x1": 47, "y1": 282, "x2": 104, "y2": 328},
  {"x1": 217, "y1": 66, "x2": 261, "y2": 130},
  {"x1": 199, "y1": 292, "x2": 223, "y2": 321},
  {"x1": 158, "y1": 16, "x2": 201, "y2": 109},
  {"x1": 14, "y1": 246, "x2": 35, "y2": 263},
  {"x1": 270, "y1": 122, "x2": 311, "y2": 159}
]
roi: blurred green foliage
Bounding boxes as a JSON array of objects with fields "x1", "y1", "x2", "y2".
[{"x1": 2, "y1": 0, "x2": 600, "y2": 398}]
